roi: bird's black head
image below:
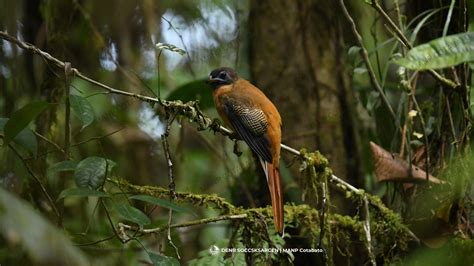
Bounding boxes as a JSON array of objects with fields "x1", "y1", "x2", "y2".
[{"x1": 207, "y1": 67, "x2": 239, "y2": 90}]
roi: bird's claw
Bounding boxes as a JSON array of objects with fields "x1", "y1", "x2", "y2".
[{"x1": 210, "y1": 118, "x2": 222, "y2": 133}]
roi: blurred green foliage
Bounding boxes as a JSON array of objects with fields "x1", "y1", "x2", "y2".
[{"x1": 0, "y1": 0, "x2": 473, "y2": 265}]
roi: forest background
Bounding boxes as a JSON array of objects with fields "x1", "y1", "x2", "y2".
[{"x1": 0, "y1": 0, "x2": 473, "y2": 265}]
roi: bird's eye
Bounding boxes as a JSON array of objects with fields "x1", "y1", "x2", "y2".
[{"x1": 219, "y1": 72, "x2": 227, "y2": 79}]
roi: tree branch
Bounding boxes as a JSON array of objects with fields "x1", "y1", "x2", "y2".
[
  {"x1": 8, "y1": 143, "x2": 60, "y2": 219},
  {"x1": 119, "y1": 214, "x2": 248, "y2": 234},
  {"x1": 338, "y1": 0, "x2": 397, "y2": 122}
]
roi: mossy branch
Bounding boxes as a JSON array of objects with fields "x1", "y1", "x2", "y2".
[
  {"x1": 108, "y1": 178, "x2": 238, "y2": 213},
  {"x1": 109, "y1": 177, "x2": 414, "y2": 258}
]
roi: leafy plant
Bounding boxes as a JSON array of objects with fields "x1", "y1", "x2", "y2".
[
  {"x1": 394, "y1": 32, "x2": 474, "y2": 70},
  {"x1": 2, "y1": 101, "x2": 48, "y2": 146}
]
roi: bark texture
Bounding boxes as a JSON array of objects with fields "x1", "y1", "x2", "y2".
[{"x1": 249, "y1": 0, "x2": 362, "y2": 184}]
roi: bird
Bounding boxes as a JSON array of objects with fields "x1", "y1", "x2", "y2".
[{"x1": 207, "y1": 67, "x2": 284, "y2": 233}]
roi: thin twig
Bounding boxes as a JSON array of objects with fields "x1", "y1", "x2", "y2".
[
  {"x1": 72, "y1": 128, "x2": 124, "y2": 147},
  {"x1": 160, "y1": 115, "x2": 180, "y2": 258},
  {"x1": 33, "y1": 130, "x2": 69, "y2": 158},
  {"x1": 161, "y1": 16, "x2": 195, "y2": 77},
  {"x1": 8, "y1": 144, "x2": 60, "y2": 219},
  {"x1": 74, "y1": 234, "x2": 116, "y2": 247},
  {"x1": 330, "y1": 174, "x2": 360, "y2": 194},
  {"x1": 338, "y1": 0, "x2": 397, "y2": 122},
  {"x1": 100, "y1": 199, "x2": 134, "y2": 244},
  {"x1": 24, "y1": 128, "x2": 123, "y2": 161},
  {"x1": 166, "y1": 208, "x2": 180, "y2": 259},
  {"x1": 119, "y1": 214, "x2": 248, "y2": 234},
  {"x1": 79, "y1": 198, "x2": 102, "y2": 236},
  {"x1": 162, "y1": 116, "x2": 177, "y2": 200},
  {"x1": 155, "y1": 49, "x2": 163, "y2": 99},
  {"x1": 363, "y1": 197, "x2": 376, "y2": 266},
  {"x1": 410, "y1": 92, "x2": 431, "y2": 180},
  {"x1": 58, "y1": 62, "x2": 73, "y2": 227},
  {"x1": 445, "y1": 96, "x2": 459, "y2": 151},
  {"x1": 317, "y1": 174, "x2": 328, "y2": 264},
  {"x1": 64, "y1": 62, "x2": 72, "y2": 158},
  {"x1": 369, "y1": 0, "x2": 459, "y2": 90}
]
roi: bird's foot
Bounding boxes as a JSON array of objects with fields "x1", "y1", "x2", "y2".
[{"x1": 210, "y1": 118, "x2": 222, "y2": 133}]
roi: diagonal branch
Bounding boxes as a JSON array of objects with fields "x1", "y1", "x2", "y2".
[
  {"x1": 119, "y1": 214, "x2": 248, "y2": 234},
  {"x1": 7, "y1": 143, "x2": 60, "y2": 219},
  {"x1": 338, "y1": 0, "x2": 397, "y2": 122},
  {"x1": 369, "y1": 0, "x2": 459, "y2": 90}
]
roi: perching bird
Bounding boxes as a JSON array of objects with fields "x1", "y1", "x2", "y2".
[{"x1": 207, "y1": 67, "x2": 283, "y2": 233}]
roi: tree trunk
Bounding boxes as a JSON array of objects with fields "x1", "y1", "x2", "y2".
[
  {"x1": 249, "y1": 0, "x2": 362, "y2": 185},
  {"x1": 249, "y1": 2, "x2": 364, "y2": 263}
]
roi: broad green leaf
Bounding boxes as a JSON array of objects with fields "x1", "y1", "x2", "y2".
[
  {"x1": 115, "y1": 203, "x2": 150, "y2": 226},
  {"x1": 0, "y1": 187, "x2": 88, "y2": 265},
  {"x1": 147, "y1": 250, "x2": 179, "y2": 266},
  {"x1": 70, "y1": 95, "x2": 95, "y2": 131},
  {"x1": 48, "y1": 160, "x2": 77, "y2": 173},
  {"x1": 0, "y1": 118, "x2": 37, "y2": 156},
  {"x1": 166, "y1": 79, "x2": 214, "y2": 110},
  {"x1": 393, "y1": 32, "x2": 474, "y2": 70},
  {"x1": 3, "y1": 101, "x2": 49, "y2": 145},
  {"x1": 155, "y1": 43, "x2": 186, "y2": 55},
  {"x1": 129, "y1": 195, "x2": 190, "y2": 213},
  {"x1": 58, "y1": 187, "x2": 109, "y2": 200},
  {"x1": 74, "y1": 157, "x2": 115, "y2": 189}
]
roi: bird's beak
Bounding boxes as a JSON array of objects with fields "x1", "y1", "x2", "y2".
[{"x1": 207, "y1": 75, "x2": 218, "y2": 84}]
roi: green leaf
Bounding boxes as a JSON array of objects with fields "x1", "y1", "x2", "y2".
[
  {"x1": 3, "y1": 101, "x2": 49, "y2": 145},
  {"x1": 57, "y1": 187, "x2": 109, "y2": 200},
  {"x1": 393, "y1": 32, "x2": 474, "y2": 70},
  {"x1": 147, "y1": 250, "x2": 179, "y2": 266},
  {"x1": 115, "y1": 203, "x2": 150, "y2": 226},
  {"x1": 347, "y1": 46, "x2": 361, "y2": 65},
  {"x1": 70, "y1": 94, "x2": 95, "y2": 131},
  {"x1": 14, "y1": 128, "x2": 38, "y2": 157},
  {"x1": 0, "y1": 118, "x2": 38, "y2": 157},
  {"x1": 353, "y1": 67, "x2": 367, "y2": 74},
  {"x1": 166, "y1": 79, "x2": 214, "y2": 110},
  {"x1": 129, "y1": 195, "x2": 190, "y2": 213},
  {"x1": 155, "y1": 42, "x2": 186, "y2": 55},
  {"x1": 366, "y1": 91, "x2": 381, "y2": 112},
  {"x1": 0, "y1": 187, "x2": 88, "y2": 265},
  {"x1": 74, "y1": 157, "x2": 115, "y2": 189},
  {"x1": 409, "y1": 7, "x2": 447, "y2": 43},
  {"x1": 48, "y1": 160, "x2": 78, "y2": 173}
]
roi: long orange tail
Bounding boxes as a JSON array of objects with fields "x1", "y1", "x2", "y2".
[{"x1": 267, "y1": 163, "x2": 284, "y2": 234}]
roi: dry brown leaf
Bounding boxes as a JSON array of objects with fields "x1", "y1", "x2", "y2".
[{"x1": 370, "y1": 141, "x2": 445, "y2": 184}]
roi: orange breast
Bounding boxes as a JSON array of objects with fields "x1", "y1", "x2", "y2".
[{"x1": 212, "y1": 79, "x2": 282, "y2": 165}]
